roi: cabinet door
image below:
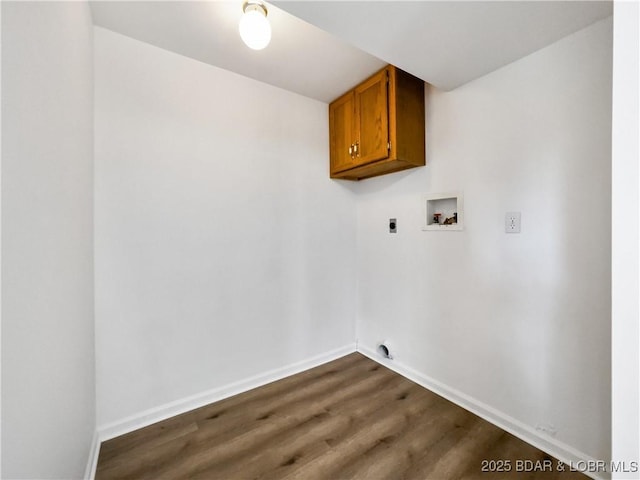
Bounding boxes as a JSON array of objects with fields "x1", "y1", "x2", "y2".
[
  {"x1": 354, "y1": 68, "x2": 389, "y2": 166},
  {"x1": 329, "y1": 92, "x2": 356, "y2": 174}
]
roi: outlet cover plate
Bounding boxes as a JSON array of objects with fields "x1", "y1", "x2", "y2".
[{"x1": 505, "y1": 212, "x2": 521, "y2": 233}]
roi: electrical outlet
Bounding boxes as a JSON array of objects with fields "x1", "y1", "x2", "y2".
[
  {"x1": 505, "y1": 212, "x2": 521, "y2": 233},
  {"x1": 535, "y1": 423, "x2": 557, "y2": 437},
  {"x1": 389, "y1": 218, "x2": 397, "y2": 233}
]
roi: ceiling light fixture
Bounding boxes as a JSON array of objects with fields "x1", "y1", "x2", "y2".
[{"x1": 239, "y1": 1, "x2": 271, "y2": 51}]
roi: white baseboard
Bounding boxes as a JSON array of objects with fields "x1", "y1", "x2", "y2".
[
  {"x1": 84, "y1": 430, "x2": 100, "y2": 480},
  {"x1": 97, "y1": 343, "x2": 356, "y2": 443},
  {"x1": 91, "y1": 343, "x2": 605, "y2": 480},
  {"x1": 357, "y1": 345, "x2": 608, "y2": 480}
]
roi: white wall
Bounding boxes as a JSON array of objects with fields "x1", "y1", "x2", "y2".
[
  {"x1": 1, "y1": 2, "x2": 95, "y2": 478},
  {"x1": 354, "y1": 18, "x2": 612, "y2": 463},
  {"x1": 611, "y1": 1, "x2": 640, "y2": 476},
  {"x1": 94, "y1": 27, "x2": 357, "y2": 428}
]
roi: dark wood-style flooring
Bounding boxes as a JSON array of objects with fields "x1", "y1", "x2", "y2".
[{"x1": 96, "y1": 353, "x2": 587, "y2": 480}]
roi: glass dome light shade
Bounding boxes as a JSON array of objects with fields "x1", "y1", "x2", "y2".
[{"x1": 239, "y1": 2, "x2": 272, "y2": 50}]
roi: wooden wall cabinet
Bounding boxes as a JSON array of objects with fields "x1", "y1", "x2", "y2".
[{"x1": 329, "y1": 65, "x2": 425, "y2": 181}]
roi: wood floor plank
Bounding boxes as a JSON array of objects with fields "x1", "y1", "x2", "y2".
[
  {"x1": 286, "y1": 384, "x2": 438, "y2": 480},
  {"x1": 422, "y1": 417, "x2": 505, "y2": 479},
  {"x1": 345, "y1": 400, "x2": 478, "y2": 480},
  {"x1": 173, "y1": 365, "x2": 403, "y2": 478},
  {"x1": 96, "y1": 353, "x2": 588, "y2": 480},
  {"x1": 97, "y1": 355, "x2": 372, "y2": 468},
  {"x1": 98, "y1": 353, "x2": 370, "y2": 463}
]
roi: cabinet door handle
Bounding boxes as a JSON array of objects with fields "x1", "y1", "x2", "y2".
[
  {"x1": 354, "y1": 142, "x2": 359, "y2": 156},
  {"x1": 348, "y1": 145, "x2": 353, "y2": 156}
]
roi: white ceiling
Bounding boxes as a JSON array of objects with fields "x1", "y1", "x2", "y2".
[
  {"x1": 90, "y1": 1, "x2": 612, "y2": 102},
  {"x1": 89, "y1": 1, "x2": 386, "y2": 103},
  {"x1": 275, "y1": 1, "x2": 612, "y2": 91}
]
